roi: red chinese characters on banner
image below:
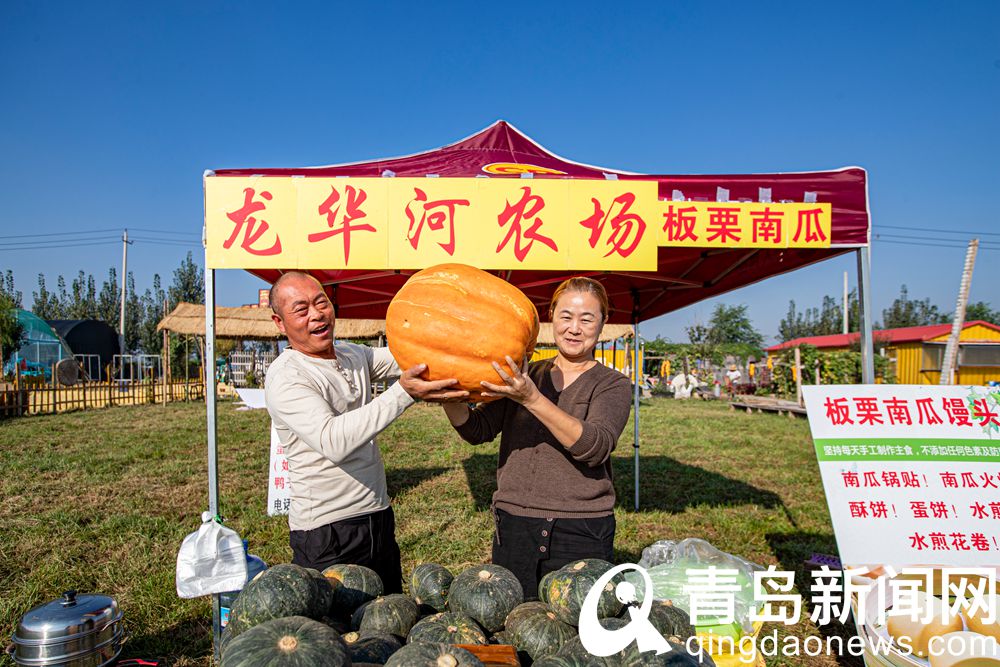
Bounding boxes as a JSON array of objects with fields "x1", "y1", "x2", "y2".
[
  {"x1": 972, "y1": 398, "x2": 1000, "y2": 427},
  {"x1": 793, "y1": 208, "x2": 828, "y2": 244},
  {"x1": 821, "y1": 394, "x2": 995, "y2": 428},
  {"x1": 580, "y1": 192, "x2": 647, "y2": 258},
  {"x1": 496, "y1": 187, "x2": 558, "y2": 262},
  {"x1": 750, "y1": 207, "x2": 784, "y2": 245},
  {"x1": 662, "y1": 204, "x2": 698, "y2": 242},
  {"x1": 225, "y1": 188, "x2": 282, "y2": 256},
  {"x1": 405, "y1": 187, "x2": 471, "y2": 256},
  {"x1": 909, "y1": 532, "x2": 994, "y2": 552},
  {"x1": 309, "y1": 185, "x2": 376, "y2": 263},
  {"x1": 705, "y1": 207, "x2": 742, "y2": 244}
]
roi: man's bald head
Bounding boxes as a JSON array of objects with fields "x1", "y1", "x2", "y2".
[{"x1": 270, "y1": 271, "x2": 325, "y2": 317}]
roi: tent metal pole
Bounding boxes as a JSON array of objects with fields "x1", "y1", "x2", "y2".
[
  {"x1": 857, "y1": 248, "x2": 875, "y2": 383},
  {"x1": 631, "y1": 290, "x2": 640, "y2": 511},
  {"x1": 204, "y1": 267, "x2": 221, "y2": 660}
]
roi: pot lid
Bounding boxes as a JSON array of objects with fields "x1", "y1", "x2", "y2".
[{"x1": 14, "y1": 591, "x2": 121, "y2": 644}]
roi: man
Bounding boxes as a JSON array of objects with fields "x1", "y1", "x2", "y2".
[{"x1": 264, "y1": 271, "x2": 466, "y2": 592}]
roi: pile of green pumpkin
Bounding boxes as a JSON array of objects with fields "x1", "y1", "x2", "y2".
[{"x1": 219, "y1": 558, "x2": 715, "y2": 666}]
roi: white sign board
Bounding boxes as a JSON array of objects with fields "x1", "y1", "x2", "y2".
[
  {"x1": 267, "y1": 424, "x2": 290, "y2": 516},
  {"x1": 802, "y1": 384, "x2": 1000, "y2": 568}
]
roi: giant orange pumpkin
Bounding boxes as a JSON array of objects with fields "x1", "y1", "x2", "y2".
[{"x1": 386, "y1": 264, "x2": 539, "y2": 402}]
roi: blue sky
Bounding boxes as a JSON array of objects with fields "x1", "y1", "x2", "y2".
[{"x1": 2, "y1": 1, "x2": 998, "y2": 344}]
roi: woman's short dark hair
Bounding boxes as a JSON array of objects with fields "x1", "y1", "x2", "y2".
[{"x1": 549, "y1": 277, "x2": 609, "y2": 323}]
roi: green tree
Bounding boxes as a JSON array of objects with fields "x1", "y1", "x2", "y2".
[
  {"x1": 962, "y1": 301, "x2": 999, "y2": 325},
  {"x1": 169, "y1": 252, "x2": 204, "y2": 307},
  {"x1": 778, "y1": 290, "x2": 859, "y2": 342},
  {"x1": 3, "y1": 270, "x2": 22, "y2": 309},
  {"x1": 139, "y1": 274, "x2": 166, "y2": 355},
  {"x1": 97, "y1": 268, "x2": 120, "y2": 325},
  {"x1": 706, "y1": 303, "x2": 763, "y2": 348},
  {"x1": 1, "y1": 293, "x2": 25, "y2": 365},
  {"x1": 32, "y1": 274, "x2": 62, "y2": 320},
  {"x1": 881, "y1": 285, "x2": 947, "y2": 329},
  {"x1": 66, "y1": 271, "x2": 97, "y2": 319},
  {"x1": 124, "y1": 272, "x2": 142, "y2": 353}
]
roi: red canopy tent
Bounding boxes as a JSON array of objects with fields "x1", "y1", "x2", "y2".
[
  {"x1": 214, "y1": 121, "x2": 871, "y2": 326},
  {"x1": 202, "y1": 121, "x2": 874, "y2": 654}
]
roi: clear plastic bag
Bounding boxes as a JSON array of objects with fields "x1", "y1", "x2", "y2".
[
  {"x1": 175, "y1": 512, "x2": 248, "y2": 599},
  {"x1": 627, "y1": 538, "x2": 763, "y2": 633}
]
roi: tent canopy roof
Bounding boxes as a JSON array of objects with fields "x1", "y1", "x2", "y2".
[{"x1": 213, "y1": 121, "x2": 870, "y2": 324}]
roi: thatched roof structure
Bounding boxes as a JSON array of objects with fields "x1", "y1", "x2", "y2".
[
  {"x1": 157, "y1": 303, "x2": 384, "y2": 340},
  {"x1": 157, "y1": 303, "x2": 633, "y2": 344}
]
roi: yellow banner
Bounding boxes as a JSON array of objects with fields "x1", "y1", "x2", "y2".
[
  {"x1": 657, "y1": 200, "x2": 832, "y2": 249},
  {"x1": 205, "y1": 177, "x2": 831, "y2": 270}
]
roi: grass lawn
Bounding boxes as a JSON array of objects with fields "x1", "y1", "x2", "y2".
[{"x1": 0, "y1": 398, "x2": 862, "y2": 666}]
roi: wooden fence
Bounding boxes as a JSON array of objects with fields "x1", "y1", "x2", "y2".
[{"x1": 0, "y1": 378, "x2": 206, "y2": 418}]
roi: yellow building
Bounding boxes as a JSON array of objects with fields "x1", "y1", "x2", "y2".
[{"x1": 765, "y1": 321, "x2": 1000, "y2": 385}]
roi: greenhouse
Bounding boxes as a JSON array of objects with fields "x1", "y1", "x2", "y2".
[{"x1": 4, "y1": 309, "x2": 74, "y2": 380}]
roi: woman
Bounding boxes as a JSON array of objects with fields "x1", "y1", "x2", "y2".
[{"x1": 442, "y1": 277, "x2": 632, "y2": 598}]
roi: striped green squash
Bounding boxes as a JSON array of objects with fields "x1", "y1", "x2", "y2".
[
  {"x1": 220, "y1": 616, "x2": 350, "y2": 667},
  {"x1": 448, "y1": 564, "x2": 523, "y2": 634}
]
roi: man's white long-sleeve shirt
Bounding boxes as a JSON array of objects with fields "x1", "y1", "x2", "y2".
[{"x1": 264, "y1": 343, "x2": 414, "y2": 531}]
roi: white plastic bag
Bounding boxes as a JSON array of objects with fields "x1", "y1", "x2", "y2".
[
  {"x1": 627, "y1": 538, "x2": 764, "y2": 632},
  {"x1": 175, "y1": 512, "x2": 248, "y2": 599}
]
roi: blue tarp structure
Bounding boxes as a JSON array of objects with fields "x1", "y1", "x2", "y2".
[{"x1": 3, "y1": 310, "x2": 73, "y2": 380}]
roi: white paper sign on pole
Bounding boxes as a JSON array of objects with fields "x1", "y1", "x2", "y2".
[
  {"x1": 802, "y1": 384, "x2": 1000, "y2": 568},
  {"x1": 267, "y1": 424, "x2": 290, "y2": 516}
]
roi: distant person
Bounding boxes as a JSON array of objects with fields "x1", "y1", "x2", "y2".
[
  {"x1": 264, "y1": 272, "x2": 467, "y2": 591},
  {"x1": 441, "y1": 277, "x2": 632, "y2": 598}
]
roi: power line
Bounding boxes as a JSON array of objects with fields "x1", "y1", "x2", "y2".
[
  {"x1": 874, "y1": 238, "x2": 999, "y2": 251},
  {"x1": 0, "y1": 236, "x2": 120, "y2": 248},
  {"x1": 876, "y1": 223, "x2": 1000, "y2": 238},
  {"x1": 0, "y1": 229, "x2": 121, "y2": 241},
  {"x1": 0, "y1": 240, "x2": 121, "y2": 251},
  {"x1": 128, "y1": 227, "x2": 202, "y2": 237}
]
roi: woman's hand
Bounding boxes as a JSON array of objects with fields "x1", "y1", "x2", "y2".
[{"x1": 481, "y1": 356, "x2": 540, "y2": 406}]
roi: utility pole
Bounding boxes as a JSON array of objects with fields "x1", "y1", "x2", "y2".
[
  {"x1": 843, "y1": 271, "x2": 849, "y2": 335},
  {"x1": 119, "y1": 229, "x2": 130, "y2": 357},
  {"x1": 940, "y1": 239, "x2": 978, "y2": 385}
]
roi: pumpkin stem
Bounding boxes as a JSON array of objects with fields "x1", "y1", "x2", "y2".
[
  {"x1": 477, "y1": 570, "x2": 492, "y2": 581},
  {"x1": 277, "y1": 635, "x2": 298, "y2": 652},
  {"x1": 437, "y1": 656, "x2": 458, "y2": 667}
]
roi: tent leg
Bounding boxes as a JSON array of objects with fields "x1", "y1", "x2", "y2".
[
  {"x1": 856, "y1": 248, "x2": 875, "y2": 383},
  {"x1": 633, "y1": 315, "x2": 640, "y2": 512},
  {"x1": 205, "y1": 267, "x2": 222, "y2": 660}
]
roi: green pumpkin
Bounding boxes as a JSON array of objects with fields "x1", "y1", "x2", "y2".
[
  {"x1": 544, "y1": 560, "x2": 623, "y2": 626},
  {"x1": 448, "y1": 564, "x2": 523, "y2": 634},
  {"x1": 658, "y1": 642, "x2": 717, "y2": 666},
  {"x1": 221, "y1": 615, "x2": 350, "y2": 667},
  {"x1": 359, "y1": 594, "x2": 420, "y2": 638},
  {"x1": 323, "y1": 564, "x2": 385, "y2": 616},
  {"x1": 532, "y1": 656, "x2": 606, "y2": 667},
  {"x1": 305, "y1": 568, "x2": 337, "y2": 618},
  {"x1": 384, "y1": 641, "x2": 485, "y2": 667},
  {"x1": 511, "y1": 607, "x2": 577, "y2": 660},
  {"x1": 352, "y1": 600, "x2": 374, "y2": 630},
  {"x1": 410, "y1": 564, "x2": 454, "y2": 613},
  {"x1": 407, "y1": 612, "x2": 487, "y2": 645},
  {"x1": 228, "y1": 564, "x2": 327, "y2": 637},
  {"x1": 538, "y1": 569, "x2": 559, "y2": 603},
  {"x1": 349, "y1": 633, "x2": 404, "y2": 664},
  {"x1": 503, "y1": 601, "x2": 550, "y2": 637},
  {"x1": 557, "y1": 618, "x2": 626, "y2": 661},
  {"x1": 490, "y1": 630, "x2": 513, "y2": 645},
  {"x1": 646, "y1": 601, "x2": 696, "y2": 644}
]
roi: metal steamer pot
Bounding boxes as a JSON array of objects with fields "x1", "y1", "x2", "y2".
[{"x1": 8, "y1": 591, "x2": 124, "y2": 667}]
